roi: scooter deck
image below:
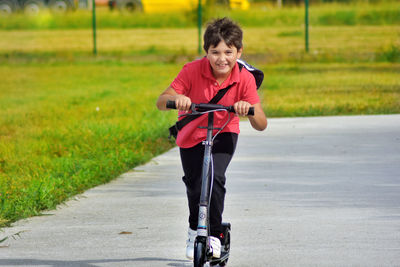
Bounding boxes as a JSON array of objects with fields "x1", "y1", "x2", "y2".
[{"x1": 210, "y1": 251, "x2": 229, "y2": 266}]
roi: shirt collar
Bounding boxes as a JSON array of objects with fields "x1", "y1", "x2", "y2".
[{"x1": 200, "y1": 57, "x2": 240, "y2": 86}]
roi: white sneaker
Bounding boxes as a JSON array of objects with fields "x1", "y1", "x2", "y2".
[
  {"x1": 186, "y1": 228, "x2": 197, "y2": 260},
  {"x1": 209, "y1": 236, "x2": 221, "y2": 258}
]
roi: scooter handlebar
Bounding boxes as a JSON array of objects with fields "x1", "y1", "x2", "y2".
[
  {"x1": 166, "y1": 100, "x2": 177, "y2": 109},
  {"x1": 166, "y1": 100, "x2": 254, "y2": 116}
]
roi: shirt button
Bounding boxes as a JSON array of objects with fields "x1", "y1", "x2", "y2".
[{"x1": 214, "y1": 82, "x2": 218, "y2": 86}]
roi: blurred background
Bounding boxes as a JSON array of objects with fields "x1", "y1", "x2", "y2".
[
  {"x1": 0, "y1": 0, "x2": 399, "y2": 62},
  {"x1": 0, "y1": 0, "x2": 399, "y2": 58}
]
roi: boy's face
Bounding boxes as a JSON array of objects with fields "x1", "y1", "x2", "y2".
[{"x1": 206, "y1": 40, "x2": 242, "y2": 81}]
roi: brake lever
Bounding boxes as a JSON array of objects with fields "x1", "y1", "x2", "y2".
[
  {"x1": 178, "y1": 104, "x2": 201, "y2": 118},
  {"x1": 191, "y1": 103, "x2": 198, "y2": 113},
  {"x1": 190, "y1": 104, "x2": 202, "y2": 115}
]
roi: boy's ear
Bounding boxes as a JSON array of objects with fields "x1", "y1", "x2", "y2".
[{"x1": 237, "y1": 47, "x2": 243, "y2": 58}]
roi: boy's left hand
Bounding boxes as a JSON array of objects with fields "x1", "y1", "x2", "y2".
[{"x1": 233, "y1": 101, "x2": 252, "y2": 117}]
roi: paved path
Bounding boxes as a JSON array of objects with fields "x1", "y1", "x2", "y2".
[{"x1": 1, "y1": 115, "x2": 400, "y2": 267}]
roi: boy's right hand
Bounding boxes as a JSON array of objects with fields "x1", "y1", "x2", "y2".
[{"x1": 174, "y1": 95, "x2": 192, "y2": 112}]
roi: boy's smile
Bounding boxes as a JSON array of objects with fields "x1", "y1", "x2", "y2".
[{"x1": 206, "y1": 40, "x2": 242, "y2": 84}]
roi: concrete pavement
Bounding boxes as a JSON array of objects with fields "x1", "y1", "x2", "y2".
[{"x1": 1, "y1": 115, "x2": 400, "y2": 266}]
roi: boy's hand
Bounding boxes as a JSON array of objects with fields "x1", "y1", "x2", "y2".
[
  {"x1": 174, "y1": 95, "x2": 192, "y2": 112},
  {"x1": 234, "y1": 101, "x2": 252, "y2": 116}
]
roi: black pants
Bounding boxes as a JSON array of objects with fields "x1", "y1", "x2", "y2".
[{"x1": 180, "y1": 132, "x2": 238, "y2": 237}]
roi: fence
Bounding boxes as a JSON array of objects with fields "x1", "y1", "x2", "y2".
[{"x1": 0, "y1": 0, "x2": 399, "y2": 63}]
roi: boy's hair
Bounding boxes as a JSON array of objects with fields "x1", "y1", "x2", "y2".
[{"x1": 203, "y1": 17, "x2": 243, "y2": 52}]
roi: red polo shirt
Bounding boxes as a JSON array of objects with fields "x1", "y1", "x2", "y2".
[{"x1": 171, "y1": 57, "x2": 260, "y2": 148}]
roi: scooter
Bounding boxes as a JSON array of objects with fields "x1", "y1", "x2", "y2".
[{"x1": 166, "y1": 101, "x2": 254, "y2": 267}]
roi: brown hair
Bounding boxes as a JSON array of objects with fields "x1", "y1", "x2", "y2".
[{"x1": 203, "y1": 17, "x2": 243, "y2": 52}]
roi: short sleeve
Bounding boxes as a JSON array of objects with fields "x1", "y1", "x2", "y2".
[
  {"x1": 170, "y1": 63, "x2": 191, "y2": 95},
  {"x1": 240, "y1": 70, "x2": 260, "y2": 105}
]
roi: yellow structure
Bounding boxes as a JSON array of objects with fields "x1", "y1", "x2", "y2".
[
  {"x1": 142, "y1": 0, "x2": 249, "y2": 13},
  {"x1": 229, "y1": 0, "x2": 249, "y2": 10},
  {"x1": 141, "y1": 0, "x2": 194, "y2": 13}
]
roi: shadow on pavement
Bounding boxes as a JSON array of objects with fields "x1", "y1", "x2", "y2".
[{"x1": 0, "y1": 257, "x2": 191, "y2": 267}]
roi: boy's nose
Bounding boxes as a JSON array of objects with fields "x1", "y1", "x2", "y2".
[{"x1": 217, "y1": 54, "x2": 226, "y2": 61}]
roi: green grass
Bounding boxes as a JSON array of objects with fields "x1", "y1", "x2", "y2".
[
  {"x1": 0, "y1": 1, "x2": 399, "y2": 30},
  {"x1": 0, "y1": 62, "x2": 178, "y2": 226},
  {"x1": 262, "y1": 63, "x2": 400, "y2": 117},
  {"x1": 0, "y1": 25, "x2": 399, "y2": 63}
]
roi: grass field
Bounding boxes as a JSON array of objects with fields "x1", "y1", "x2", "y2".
[
  {"x1": 0, "y1": 62, "x2": 178, "y2": 226},
  {"x1": 1, "y1": 25, "x2": 399, "y2": 63},
  {"x1": 0, "y1": 1, "x2": 399, "y2": 29},
  {"x1": 0, "y1": 2, "x2": 399, "y2": 228},
  {"x1": 263, "y1": 63, "x2": 400, "y2": 117}
]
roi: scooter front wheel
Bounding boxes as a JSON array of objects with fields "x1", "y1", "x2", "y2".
[{"x1": 194, "y1": 237, "x2": 207, "y2": 267}]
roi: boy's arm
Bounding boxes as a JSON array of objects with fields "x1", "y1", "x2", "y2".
[
  {"x1": 234, "y1": 101, "x2": 267, "y2": 131},
  {"x1": 249, "y1": 103, "x2": 267, "y2": 131},
  {"x1": 156, "y1": 86, "x2": 192, "y2": 111}
]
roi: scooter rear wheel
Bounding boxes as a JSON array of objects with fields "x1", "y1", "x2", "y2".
[
  {"x1": 219, "y1": 229, "x2": 230, "y2": 266},
  {"x1": 215, "y1": 222, "x2": 231, "y2": 266}
]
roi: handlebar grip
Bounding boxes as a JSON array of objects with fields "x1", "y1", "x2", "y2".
[
  {"x1": 166, "y1": 100, "x2": 176, "y2": 109},
  {"x1": 227, "y1": 106, "x2": 254, "y2": 116},
  {"x1": 248, "y1": 107, "x2": 255, "y2": 116}
]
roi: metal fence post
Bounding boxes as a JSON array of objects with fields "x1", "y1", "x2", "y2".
[
  {"x1": 305, "y1": 0, "x2": 309, "y2": 53},
  {"x1": 197, "y1": 0, "x2": 202, "y2": 55},
  {"x1": 92, "y1": 0, "x2": 97, "y2": 56}
]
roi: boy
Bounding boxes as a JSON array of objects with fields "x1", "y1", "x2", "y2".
[{"x1": 156, "y1": 17, "x2": 267, "y2": 260}]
